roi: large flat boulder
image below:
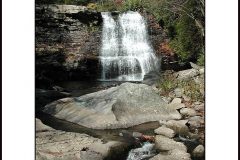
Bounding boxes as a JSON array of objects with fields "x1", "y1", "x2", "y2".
[
  {"x1": 36, "y1": 118, "x2": 128, "y2": 160},
  {"x1": 43, "y1": 83, "x2": 181, "y2": 129}
]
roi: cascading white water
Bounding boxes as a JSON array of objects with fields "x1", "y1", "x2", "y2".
[
  {"x1": 126, "y1": 142, "x2": 156, "y2": 160},
  {"x1": 100, "y1": 11, "x2": 158, "y2": 81},
  {"x1": 100, "y1": 12, "x2": 119, "y2": 80}
]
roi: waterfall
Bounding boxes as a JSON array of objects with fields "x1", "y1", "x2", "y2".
[{"x1": 100, "y1": 11, "x2": 158, "y2": 81}]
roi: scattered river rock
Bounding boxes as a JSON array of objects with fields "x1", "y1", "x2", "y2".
[
  {"x1": 174, "y1": 88, "x2": 184, "y2": 98},
  {"x1": 150, "y1": 135, "x2": 191, "y2": 160},
  {"x1": 167, "y1": 103, "x2": 185, "y2": 110},
  {"x1": 192, "y1": 144, "x2": 205, "y2": 158},
  {"x1": 174, "y1": 68, "x2": 200, "y2": 80},
  {"x1": 188, "y1": 116, "x2": 204, "y2": 129},
  {"x1": 43, "y1": 83, "x2": 181, "y2": 129},
  {"x1": 180, "y1": 108, "x2": 197, "y2": 117},
  {"x1": 165, "y1": 120, "x2": 189, "y2": 135},
  {"x1": 194, "y1": 103, "x2": 204, "y2": 112},
  {"x1": 170, "y1": 98, "x2": 182, "y2": 104},
  {"x1": 155, "y1": 135, "x2": 187, "y2": 152},
  {"x1": 182, "y1": 95, "x2": 191, "y2": 102},
  {"x1": 190, "y1": 62, "x2": 201, "y2": 70},
  {"x1": 154, "y1": 126, "x2": 175, "y2": 138},
  {"x1": 199, "y1": 68, "x2": 204, "y2": 75}
]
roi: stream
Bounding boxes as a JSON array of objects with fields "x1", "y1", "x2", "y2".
[
  {"x1": 36, "y1": 80, "x2": 159, "y2": 160},
  {"x1": 37, "y1": 80, "x2": 202, "y2": 160},
  {"x1": 35, "y1": 7, "x2": 204, "y2": 159},
  {"x1": 127, "y1": 142, "x2": 156, "y2": 160}
]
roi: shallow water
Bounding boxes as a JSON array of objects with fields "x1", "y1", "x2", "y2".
[
  {"x1": 55, "y1": 80, "x2": 141, "y2": 97},
  {"x1": 37, "y1": 111, "x2": 159, "y2": 143},
  {"x1": 37, "y1": 80, "x2": 203, "y2": 159},
  {"x1": 39, "y1": 80, "x2": 158, "y2": 143},
  {"x1": 127, "y1": 142, "x2": 156, "y2": 160}
]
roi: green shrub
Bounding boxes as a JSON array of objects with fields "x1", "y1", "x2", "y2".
[
  {"x1": 170, "y1": 0, "x2": 204, "y2": 63},
  {"x1": 142, "y1": 0, "x2": 205, "y2": 65},
  {"x1": 36, "y1": 0, "x2": 91, "y2": 5},
  {"x1": 169, "y1": 14, "x2": 203, "y2": 62},
  {"x1": 158, "y1": 75, "x2": 176, "y2": 93},
  {"x1": 197, "y1": 53, "x2": 205, "y2": 66},
  {"x1": 87, "y1": 3, "x2": 97, "y2": 10},
  {"x1": 95, "y1": 0, "x2": 143, "y2": 12},
  {"x1": 157, "y1": 72, "x2": 177, "y2": 95},
  {"x1": 95, "y1": 1, "x2": 123, "y2": 12},
  {"x1": 157, "y1": 72, "x2": 204, "y2": 102},
  {"x1": 177, "y1": 80, "x2": 203, "y2": 102},
  {"x1": 122, "y1": 0, "x2": 143, "y2": 11}
]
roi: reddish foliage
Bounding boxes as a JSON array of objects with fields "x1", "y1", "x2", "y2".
[
  {"x1": 115, "y1": 0, "x2": 124, "y2": 5},
  {"x1": 159, "y1": 41, "x2": 174, "y2": 56}
]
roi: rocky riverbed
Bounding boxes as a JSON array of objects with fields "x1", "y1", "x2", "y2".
[
  {"x1": 36, "y1": 118, "x2": 131, "y2": 160},
  {"x1": 36, "y1": 63, "x2": 205, "y2": 160},
  {"x1": 35, "y1": 4, "x2": 204, "y2": 160}
]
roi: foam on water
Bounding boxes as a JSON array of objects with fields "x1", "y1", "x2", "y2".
[
  {"x1": 100, "y1": 11, "x2": 158, "y2": 81},
  {"x1": 126, "y1": 142, "x2": 156, "y2": 160}
]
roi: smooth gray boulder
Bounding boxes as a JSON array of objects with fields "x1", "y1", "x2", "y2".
[
  {"x1": 170, "y1": 98, "x2": 182, "y2": 104},
  {"x1": 155, "y1": 135, "x2": 187, "y2": 152},
  {"x1": 165, "y1": 120, "x2": 189, "y2": 135},
  {"x1": 174, "y1": 88, "x2": 184, "y2": 98},
  {"x1": 180, "y1": 108, "x2": 197, "y2": 117},
  {"x1": 154, "y1": 126, "x2": 175, "y2": 138},
  {"x1": 190, "y1": 62, "x2": 201, "y2": 70},
  {"x1": 182, "y1": 95, "x2": 191, "y2": 102},
  {"x1": 188, "y1": 116, "x2": 204, "y2": 128},
  {"x1": 43, "y1": 83, "x2": 181, "y2": 129},
  {"x1": 194, "y1": 103, "x2": 204, "y2": 111},
  {"x1": 151, "y1": 135, "x2": 191, "y2": 160},
  {"x1": 199, "y1": 68, "x2": 204, "y2": 74},
  {"x1": 159, "y1": 120, "x2": 168, "y2": 126},
  {"x1": 167, "y1": 103, "x2": 185, "y2": 110},
  {"x1": 174, "y1": 68, "x2": 199, "y2": 80},
  {"x1": 161, "y1": 96, "x2": 172, "y2": 104},
  {"x1": 192, "y1": 145, "x2": 204, "y2": 158}
]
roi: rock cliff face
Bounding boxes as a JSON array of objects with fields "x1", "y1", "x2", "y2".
[
  {"x1": 36, "y1": 5, "x2": 102, "y2": 56},
  {"x1": 35, "y1": 5, "x2": 169, "y2": 87},
  {"x1": 36, "y1": 5, "x2": 103, "y2": 87}
]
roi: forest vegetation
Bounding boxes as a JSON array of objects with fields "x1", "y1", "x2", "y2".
[{"x1": 36, "y1": 0, "x2": 204, "y2": 65}]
